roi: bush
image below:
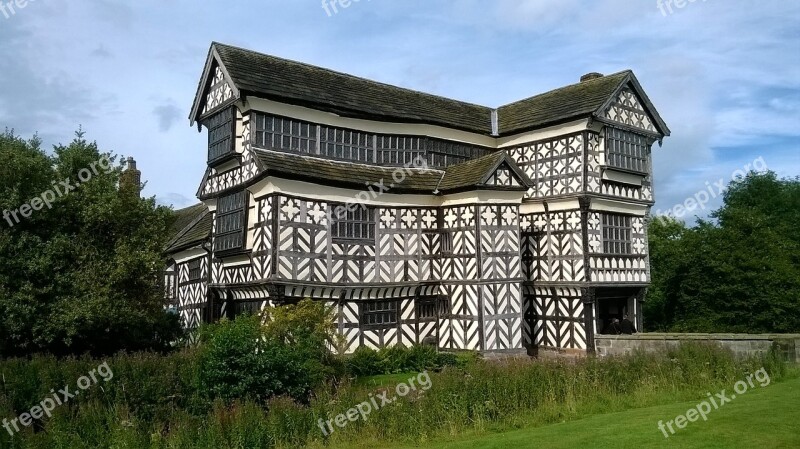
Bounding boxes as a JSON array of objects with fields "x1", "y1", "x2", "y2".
[
  {"x1": 198, "y1": 300, "x2": 343, "y2": 404},
  {"x1": 263, "y1": 299, "x2": 345, "y2": 385},
  {"x1": 345, "y1": 345, "x2": 468, "y2": 377},
  {"x1": 346, "y1": 346, "x2": 385, "y2": 377},
  {"x1": 406, "y1": 344, "x2": 440, "y2": 371},
  {"x1": 198, "y1": 315, "x2": 313, "y2": 404},
  {"x1": 379, "y1": 345, "x2": 411, "y2": 373}
]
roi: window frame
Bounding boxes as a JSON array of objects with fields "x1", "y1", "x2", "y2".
[
  {"x1": 376, "y1": 135, "x2": 425, "y2": 166},
  {"x1": 187, "y1": 259, "x2": 202, "y2": 282},
  {"x1": 320, "y1": 126, "x2": 374, "y2": 162},
  {"x1": 416, "y1": 297, "x2": 449, "y2": 320},
  {"x1": 361, "y1": 300, "x2": 399, "y2": 328},
  {"x1": 206, "y1": 107, "x2": 236, "y2": 165},
  {"x1": 214, "y1": 190, "x2": 248, "y2": 256},
  {"x1": 605, "y1": 127, "x2": 650, "y2": 174},
  {"x1": 330, "y1": 205, "x2": 377, "y2": 244},
  {"x1": 601, "y1": 213, "x2": 633, "y2": 255},
  {"x1": 253, "y1": 113, "x2": 317, "y2": 154},
  {"x1": 249, "y1": 112, "x2": 493, "y2": 168}
]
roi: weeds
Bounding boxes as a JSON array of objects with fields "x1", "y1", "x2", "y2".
[{"x1": 0, "y1": 342, "x2": 787, "y2": 448}]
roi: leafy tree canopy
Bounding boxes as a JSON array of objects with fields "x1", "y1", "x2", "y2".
[
  {"x1": 646, "y1": 172, "x2": 800, "y2": 333},
  {"x1": 0, "y1": 129, "x2": 182, "y2": 357}
]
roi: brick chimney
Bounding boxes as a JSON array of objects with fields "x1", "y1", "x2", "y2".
[
  {"x1": 120, "y1": 156, "x2": 142, "y2": 195},
  {"x1": 580, "y1": 72, "x2": 604, "y2": 82}
]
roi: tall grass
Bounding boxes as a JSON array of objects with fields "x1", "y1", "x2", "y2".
[{"x1": 0, "y1": 343, "x2": 788, "y2": 449}]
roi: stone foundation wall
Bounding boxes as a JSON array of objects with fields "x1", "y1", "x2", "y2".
[{"x1": 595, "y1": 333, "x2": 800, "y2": 363}]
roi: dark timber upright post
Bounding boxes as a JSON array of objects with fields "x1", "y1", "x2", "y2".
[
  {"x1": 582, "y1": 287, "x2": 596, "y2": 354},
  {"x1": 579, "y1": 197, "x2": 595, "y2": 354},
  {"x1": 636, "y1": 288, "x2": 647, "y2": 333}
]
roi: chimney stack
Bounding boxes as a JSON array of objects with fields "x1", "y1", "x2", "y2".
[
  {"x1": 580, "y1": 72, "x2": 604, "y2": 83},
  {"x1": 121, "y1": 156, "x2": 142, "y2": 195}
]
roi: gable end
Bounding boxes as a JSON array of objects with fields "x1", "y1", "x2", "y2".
[{"x1": 189, "y1": 45, "x2": 241, "y2": 127}]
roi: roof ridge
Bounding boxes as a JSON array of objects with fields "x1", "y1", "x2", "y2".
[
  {"x1": 215, "y1": 42, "x2": 632, "y2": 113},
  {"x1": 203, "y1": 43, "x2": 666, "y2": 138},
  {"x1": 252, "y1": 147, "x2": 445, "y2": 174},
  {"x1": 498, "y1": 70, "x2": 632, "y2": 109},
  {"x1": 213, "y1": 42, "x2": 494, "y2": 111}
]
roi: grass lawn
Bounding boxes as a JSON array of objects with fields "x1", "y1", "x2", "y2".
[{"x1": 333, "y1": 374, "x2": 800, "y2": 449}]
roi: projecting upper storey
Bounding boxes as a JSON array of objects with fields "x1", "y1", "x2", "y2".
[{"x1": 189, "y1": 42, "x2": 670, "y2": 140}]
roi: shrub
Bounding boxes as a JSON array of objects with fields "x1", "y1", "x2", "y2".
[
  {"x1": 346, "y1": 346, "x2": 385, "y2": 377},
  {"x1": 263, "y1": 299, "x2": 345, "y2": 385},
  {"x1": 379, "y1": 345, "x2": 411, "y2": 373},
  {"x1": 198, "y1": 300, "x2": 343, "y2": 404},
  {"x1": 435, "y1": 351, "x2": 460, "y2": 368},
  {"x1": 198, "y1": 315, "x2": 313, "y2": 404},
  {"x1": 345, "y1": 345, "x2": 470, "y2": 377},
  {"x1": 406, "y1": 344, "x2": 440, "y2": 371}
]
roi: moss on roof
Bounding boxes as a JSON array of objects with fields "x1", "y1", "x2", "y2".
[
  {"x1": 439, "y1": 151, "x2": 531, "y2": 193},
  {"x1": 205, "y1": 44, "x2": 668, "y2": 139},
  {"x1": 253, "y1": 149, "x2": 443, "y2": 194},
  {"x1": 214, "y1": 43, "x2": 494, "y2": 134},
  {"x1": 252, "y1": 149, "x2": 531, "y2": 196},
  {"x1": 166, "y1": 204, "x2": 211, "y2": 254},
  {"x1": 496, "y1": 71, "x2": 631, "y2": 135},
  {"x1": 169, "y1": 203, "x2": 206, "y2": 237}
]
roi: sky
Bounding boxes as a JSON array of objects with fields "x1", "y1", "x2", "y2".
[{"x1": 1, "y1": 0, "x2": 798, "y2": 220}]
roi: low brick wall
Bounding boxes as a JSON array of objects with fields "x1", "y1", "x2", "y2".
[{"x1": 595, "y1": 333, "x2": 800, "y2": 363}]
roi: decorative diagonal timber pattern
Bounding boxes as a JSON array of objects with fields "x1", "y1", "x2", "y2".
[
  {"x1": 487, "y1": 165, "x2": 524, "y2": 187},
  {"x1": 521, "y1": 210, "x2": 584, "y2": 283},
  {"x1": 201, "y1": 66, "x2": 234, "y2": 115},
  {"x1": 252, "y1": 197, "x2": 273, "y2": 279},
  {"x1": 527, "y1": 287, "x2": 586, "y2": 350},
  {"x1": 585, "y1": 132, "x2": 603, "y2": 194},
  {"x1": 507, "y1": 133, "x2": 583, "y2": 199},
  {"x1": 588, "y1": 212, "x2": 649, "y2": 283},
  {"x1": 176, "y1": 255, "x2": 209, "y2": 340},
  {"x1": 476, "y1": 203, "x2": 525, "y2": 352},
  {"x1": 522, "y1": 293, "x2": 533, "y2": 346},
  {"x1": 604, "y1": 87, "x2": 657, "y2": 133},
  {"x1": 481, "y1": 283, "x2": 523, "y2": 351},
  {"x1": 400, "y1": 298, "x2": 416, "y2": 347},
  {"x1": 219, "y1": 266, "x2": 254, "y2": 284},
  {"x1": 275, "y1": 196, "x2": 329, "y2": 282},
  {"x1": 338, "y1": 300, "x2": 360, "y2": 354}
]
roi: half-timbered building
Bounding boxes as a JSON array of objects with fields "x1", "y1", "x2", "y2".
[{"x1": 164, "y1": 43, "x2": 669, "y2": 355}]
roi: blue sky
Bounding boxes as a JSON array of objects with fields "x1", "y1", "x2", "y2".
[{"x1": 1, "y1": 0, "x2": 798, "y2": 220}]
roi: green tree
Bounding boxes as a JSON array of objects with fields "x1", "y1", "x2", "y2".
[
  {"x1": 646, "y1": 172, "x2": 800, "y2": 333},
  {"x1": 643, "y1": 216, "x2": 689, "y2": 331},
  {"x1": 0, "y1": 130, "x2": 182, "y2": 356}
]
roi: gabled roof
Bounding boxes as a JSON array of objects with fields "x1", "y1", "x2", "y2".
[
  {"x1": 192, "y1": 43, "x2": 493, "y2": 134},
  {"x1": 169, "y1": 203, "x2": 206, "y2": 237},
  {"x1": 438, "y1": 151, "x2": 531, "y2": 194},
  {"x1": 165, "y1": 204, "x2": 211, "y2": 254},
  {"x1": 191, "y1": 43, "x2": 670, "y2": 140},
  {"x1": 497, "y1": 70, "x2": 667, "y2": 136},
  {"x1": 249, "y1": 148, "x2": 532, "y2": 196},
  {"x1": 252, "y1": 149, "x2": 443, "y2": 194}
]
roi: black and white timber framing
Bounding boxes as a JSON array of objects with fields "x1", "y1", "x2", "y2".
[{"x1": 164, "y1": 42, "x2": 670, "y2": 354}]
